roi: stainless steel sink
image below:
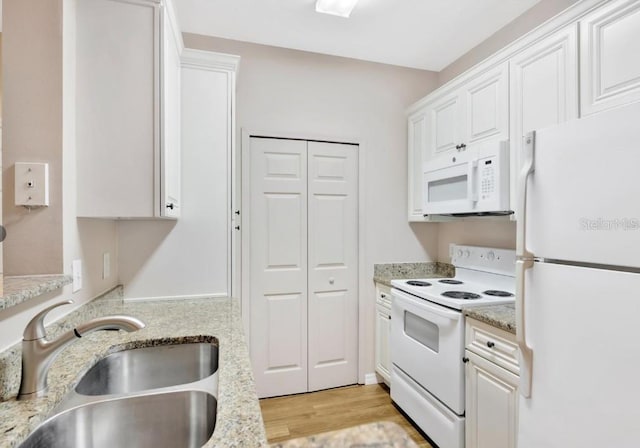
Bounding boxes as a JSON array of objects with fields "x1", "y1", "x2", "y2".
[
  {"x1": 75, "y1": 342, "x2": 218, "y2": 395},
  {"x1": 19, "y1": 390, "x2": 217, "y2": 448}
]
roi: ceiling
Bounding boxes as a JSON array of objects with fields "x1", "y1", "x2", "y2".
[{"x1": 174, "y1": 0, "x2": 541, "y2": 71}]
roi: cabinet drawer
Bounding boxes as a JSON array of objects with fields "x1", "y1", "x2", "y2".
[{"x1": 466, "y1": 318, "x2": 519, "y2": 375}]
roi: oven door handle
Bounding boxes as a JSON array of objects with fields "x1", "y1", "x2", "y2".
[{"x1": 392, "y1": 290, "x2": 461, "y2": 321}]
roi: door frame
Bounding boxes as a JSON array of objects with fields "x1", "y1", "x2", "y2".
[{"x1": 239, "y1": 128, "x2": 368, "y2": 384}]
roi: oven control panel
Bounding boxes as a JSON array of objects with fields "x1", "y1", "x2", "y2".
[{"x1": 450, "y1": 244, "x2": 516, "y2": 276}]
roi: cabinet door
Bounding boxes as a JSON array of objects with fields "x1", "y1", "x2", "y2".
[
  {"x1": 161, "y1": 6, "x2": 182, "y2": 217},
  {"x1": 510, "y1": 24, "x2": 579, "y2": 214},
  {"x1": 426, "y1": 90, "x2": 463, "y2": 159},
  {"x1": 76, "y1": 0, "x2": 160, "y2": 218},
  {"x1": 466, "y1": 350, "x2": 519, "y2": 448},
  {"x1": 580, "y1": 0, "x2": 640, "y2": 116},
  {"x1": 375, "y1": 305, "x2": 391, "y2": 384},
  {"x1": 407, "y1": 110, "x2": 427, "y2": 221},
  {"x1": 462, "y1": 62, "x2": 509, "y2": 145}
]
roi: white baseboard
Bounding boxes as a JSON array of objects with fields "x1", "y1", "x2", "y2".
[
  {"x1": 364, "y1": 372, "x2": 381, "y2": 385},
  {"x1": 124, "y1": 292, "x2": 228, "y2": 302}
]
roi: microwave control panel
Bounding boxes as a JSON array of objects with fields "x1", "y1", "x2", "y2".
[{"x1": 479, "y1": 157, "x2": 497, "y2": 200}]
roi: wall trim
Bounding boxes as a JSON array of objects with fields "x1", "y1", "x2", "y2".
[
  {"x1": 364, "y1": 373, "x2": 380, "y2": 385},
  {"x1": 181, "y1": 48, "x2": 241, "y2": 73},
  {"x1": 408, "y1": 0, "x2": 608, "y2": 114},
  {"x1": 124, "y1": 293, "x2": 228, "y2": 302}
]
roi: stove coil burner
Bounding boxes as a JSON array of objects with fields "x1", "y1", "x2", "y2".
[
  {"x1": 406, "y1": 281, "x2": 432, "y2": 287},
  {"x1": 483, "y1": 290, "x2": 514, "y2": 297},
  {"x1": 439, "y1": 279, "x2": 464, "y2": 285},
  {"x1": 442, "y1": 291, "x2": 481, "y2": 300}
]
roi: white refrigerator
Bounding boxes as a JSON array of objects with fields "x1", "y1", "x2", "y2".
[{"x1": 516, "y1": 101, "x2": 640, "y2": 447}]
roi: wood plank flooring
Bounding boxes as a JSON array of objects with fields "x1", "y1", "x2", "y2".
[{"x1": 260, "y1": 384, "x2": 433, "y2": 447}]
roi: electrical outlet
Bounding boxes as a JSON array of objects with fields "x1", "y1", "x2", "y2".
[
  {"x1": 103, "y1": 252, "x2": 111, "y2": 279},
  {"x1": 72, "y1": 259, "x2": 82, "y2": 292}
]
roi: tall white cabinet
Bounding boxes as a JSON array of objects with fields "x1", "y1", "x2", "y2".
[{"x1": 76, "y1": 0, "x2": 182, "y2": 219}]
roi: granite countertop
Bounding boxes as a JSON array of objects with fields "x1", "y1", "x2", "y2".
[
  {"x1": 465, "y1": 303, "x2": 516, "y2": 334},
  {"x1": 373, "y1": 262, "x2": 455, "y2": 287},
  {"x1": 0, "y1": 275, "x2": 73, "y2": 311},
  {"x1": 271, "y1": 422, "x2": 417, "y2": 448},
  {"x1": 0, "y1": 289, "x2": 267, "y2": 447}
]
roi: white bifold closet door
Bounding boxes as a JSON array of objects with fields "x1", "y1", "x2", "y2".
[{"x1": 249, "y1": 137, "x2": 358, "y2": 398}]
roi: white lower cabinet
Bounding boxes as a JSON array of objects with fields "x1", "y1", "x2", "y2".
[
  {"x1": 465, "y1": 318, "x2": 519, "y2": 448},
  {"x1": 375, "y1": 283, "x2": 392, "y2": 385}
]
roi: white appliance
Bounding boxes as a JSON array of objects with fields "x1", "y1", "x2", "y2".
[
  {"x1": 516, "y1": 101, "x2": 640, "y2": 447},
  {"x1": 423, "y1": 139, "x2": 511, "y2": 217},
  {"x1": 390, "y1": 245, "x2": 516, "y2": 448}
]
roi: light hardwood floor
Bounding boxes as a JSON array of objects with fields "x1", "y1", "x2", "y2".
[{"x1": 260, "y1": 384, "x2": 433, "y2": 447}]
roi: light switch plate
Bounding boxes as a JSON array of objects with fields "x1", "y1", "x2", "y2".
[
  {"x1": 72, "y1": 259, "x2": 82, "y2": 292},
  {"x1": 15, "y1": 162, "x2": 50, "y2": 207}
]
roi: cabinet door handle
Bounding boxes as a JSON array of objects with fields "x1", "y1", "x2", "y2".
[
  {"x1": 166, "y1": 203, "x2": 175, "y2": 210},
  {"x1": 462, "y1": 357, "x2": 469, "y2": 363},
  {"x1": 459, "y1": 143, "x2": 466, "y2": 151},
  {"x1": 380, "y1": 293, "x2": 387, "y2": 299},
  {"x1": 234, "y1": 210, "x2": 240, "y2": 215},
  {"x1": 487, "y1": 341, "x2": 495, "y2": 348},
  {"x1": 234, "y1": 225, "x2": 240, "y2": 230}
]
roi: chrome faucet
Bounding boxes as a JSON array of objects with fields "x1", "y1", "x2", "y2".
[{"x1": 17, "y1": 300, "x2": 145, "y2": 400}]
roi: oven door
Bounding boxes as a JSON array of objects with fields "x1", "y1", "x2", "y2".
[
  {"x1": 391, "y1": 288, "x2": 465, "y2": 414},
  {"x1": 422, "y1": 154, "x2": 478, "y2": 216}
]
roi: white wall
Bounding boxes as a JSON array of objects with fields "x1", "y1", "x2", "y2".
[
  {"x1": 182, "y1": 34, "x2": 441, "y2": 377},
  {"x1": 0, "y1": 0, "x2": 119, "y2": 352}
]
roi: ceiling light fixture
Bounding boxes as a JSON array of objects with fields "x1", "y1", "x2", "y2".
[{"x1": 315, "y1": 0, "x2": 360, "y2": 18}]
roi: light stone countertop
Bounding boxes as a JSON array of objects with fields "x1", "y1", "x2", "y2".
[
  {"x1": 373, "y1": 262, "x2": 455, "y2": 287},
  {"x1": 0, "y1": 289, "x2": 267, "y2": 448},
  {"x1": 464, "y1": 303, "x2": 516, "y2": 334},
  {"x1": 271, "y1": 422, "x2": 418, "y2": 448},
  {"x1": 0, "y1": 275, "x2": 73, "y2": 311}
]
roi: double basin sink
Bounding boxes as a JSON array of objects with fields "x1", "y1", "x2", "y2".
[{"x1": 20, "y1": 341, "x2": 219, "y2": 448}]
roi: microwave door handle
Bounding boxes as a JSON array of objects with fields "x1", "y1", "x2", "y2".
[
  {"x1": 467, "y1": 160, "x2": 478, "y2": 205},
  {"x1": 516, "y1": 132, "x2": 536, "y2": 399}
]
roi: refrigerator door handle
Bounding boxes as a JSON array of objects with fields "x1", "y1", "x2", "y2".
[
  {"x1": 516, "y1": 132, "x2": 535, "y2": 259},
  {"x1": 516, "y1": 131, "x2": 536, "y2": 398},
  {"x1": 516, "y1": 258, "x2": 534, "y2": 398}
]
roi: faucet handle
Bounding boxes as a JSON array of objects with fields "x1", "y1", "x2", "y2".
[{"x1": 23, "y1": 300, "x2": 74, "y2": 341}]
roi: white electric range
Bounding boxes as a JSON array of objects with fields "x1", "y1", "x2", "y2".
[{"x1": 390, "y1": 244, "x2": 516, "y2": 448}]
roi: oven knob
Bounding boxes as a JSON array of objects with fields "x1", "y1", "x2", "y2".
[
  {"x1": 456, "y1": 249, "x2": 463, "y2": 258},
  {"x1": 463, "y1": 250, "x2": 470, "y2": 258},
  {"x1": 487, "y1": 251, "x2": 495, "y2": 261}
]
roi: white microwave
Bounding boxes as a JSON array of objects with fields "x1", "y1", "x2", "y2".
[{"x1": 422, "y1": 139, "x2": 512, "y2": 217}]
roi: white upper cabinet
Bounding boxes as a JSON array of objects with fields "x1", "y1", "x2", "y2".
[
  {"x1": 77, "y1": 0, "x2": 182, "y2": 219},
  {"x1": 426, "y1": 90, "x2": 463, "y2": 158},
  {"x1": 407, "y1": 111, "x2": 427, "y2": 221},
  {"x1": 462, "y1": 62, "x2": 509, "y2": 146},
  {"x1": 161, "y1": 2, "x2": 183, "y2": 218},
  {"x1": 580, "y1": 0, "x2": 640, "y2": 116},
  {"x1": 425, "y1": 62, "x2": 508, "y2": 162},
  {"x1": 509, "y1": 24, "x2": 579, "y2": 213}
]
